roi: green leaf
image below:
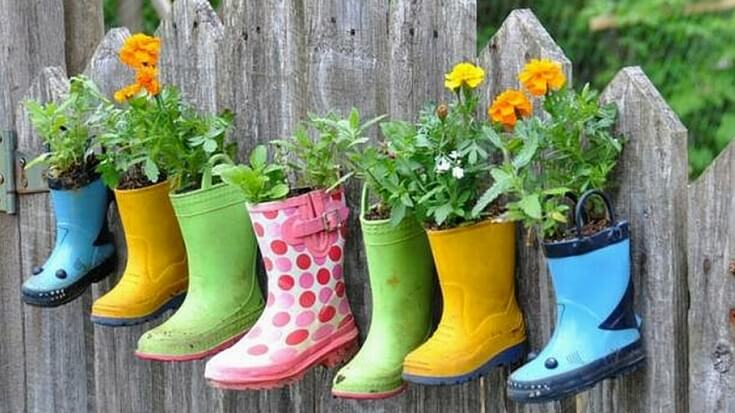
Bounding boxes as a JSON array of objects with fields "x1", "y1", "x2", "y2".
[
  {"x1": 268, "y1": 183, "x2": 289, "y2": 199},
  {"x1": 202, "y1": 139, "x2": 218, "y2": 153},
  {"x1": 389, "y1": 203, "x2": 406, "y2": 227},
  {"x1": 144, "y1": 158, "x2": 160, "y2": 183},
  {"x1": 348, "y1": 107, "x2": 360, "y2": 129},
  {"x1": 518, "y1": 194, "x2": 542, "y2": 219},
  {"x1": 434, "y1": 204, "x2": 453, "y2": 226},
  {"x1": 250, "y1": 145, "x2": 267, "y2": 168}
]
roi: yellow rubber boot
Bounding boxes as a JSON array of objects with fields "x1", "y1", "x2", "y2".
[
  {"x1": 91, "y1": 181, "x2": 188, "y2": 326},
  {"x1": 403, "y1": 220, "x2": 526, "y2": 385}
]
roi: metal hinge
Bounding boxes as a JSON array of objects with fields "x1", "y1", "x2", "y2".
[{"x1": 0, "y1": 130, "x2": 49, "y2": 214}]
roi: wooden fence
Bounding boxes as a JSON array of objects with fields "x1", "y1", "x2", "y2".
[{"x1": 0, "y1": 1, "x2": 732, "y2": 412}]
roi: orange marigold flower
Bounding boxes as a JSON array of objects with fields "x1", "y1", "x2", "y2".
[
  {"x1": 135, "y1": 66, "x2": 161, "y2": 96},
  {"x1": 518, "y1": 58, "x2": 565, "y2": 97},
  {"x1": 488, "y1": 90, "x2": 532, "y2": 128},
  {"x1": 444, "y1": 62, "x2": 485, "y2": 91},
  {"x1": 113, "y1": 83, "x2": 142, "y2": 103},
  {"x1": 119, "y1": 33, "x2": 161, "y2": 69}
]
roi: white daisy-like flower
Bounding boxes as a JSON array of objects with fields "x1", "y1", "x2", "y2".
[
  {"x1": 435, "y1": 156, "x2": 452, "y2": 173},
  {"x1": 452, "y1": 166, "x2": 465, "y2": 179}
]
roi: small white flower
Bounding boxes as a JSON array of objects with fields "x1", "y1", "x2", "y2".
[
  {"x1": 449, "y1": 150, "x2": 460, "y2": 160},
  {"x1": 435, "y1": 156, "x2": 451, "y2": 173},
  {"x1": 452, "y1": 166, "x2": 465, "y2": 179}
]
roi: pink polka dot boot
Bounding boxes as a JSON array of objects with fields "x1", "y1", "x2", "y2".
[{"x1": 205, "y1": 187, "x2": 359, "y2": 390}]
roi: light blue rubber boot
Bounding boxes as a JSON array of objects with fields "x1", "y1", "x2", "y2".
[
  {"x1": 507, "y1": 190, "x2": 645, "y2": 403},
  {"x1": 21, "y1": 178, "x2": 116, "y2": 307}
]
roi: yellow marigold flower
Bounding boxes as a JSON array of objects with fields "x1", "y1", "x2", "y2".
[
  {"x1": 488, "y1": 89, "x2": 532, "y2": 128},
  {"x1": 518, "y1": 58, "x2": 566, "y2": 96},
  {"x1": 444, "y1": 62, "x2": 485, "y2": 91},
  {"x1": 113, "y1": 83, "x2": 142, "y2": 103},
  {"x1": 135, "y1": 66, "x2": 161, "y2": 96},
  {"x1": 119, "y1": 33, "x2": 161, "y2": 69}
]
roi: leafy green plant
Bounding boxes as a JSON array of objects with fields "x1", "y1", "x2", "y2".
[
  {"x1": 212, "y1": 145, "x2": 289, "y2": 203},
  {"x1": 25, "y1": 76, "x2": 106, "y2": 188},
  {"x1": 272, "y1": 108, "x2": 383, "y2": 191},
  {"x1": 95, "y1": 86, "x2": 234, "y2": 192},
  {"x1": 476, "y1": 83, "x2": 624, "y2": 240}
]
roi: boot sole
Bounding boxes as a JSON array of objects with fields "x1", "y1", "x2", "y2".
[
  {"x1": 21, "y1": 255, "x2": 117, "y2": 308},
  {"x1": 331, "y1": 383, "x2": 408, "y2": 400},
  {"x1": 507, "y1": 339, "x2": 645, "y2": 403},
  {"x1": 402, "y1": 341, "x2": 527, "y2": 386},
  {"x1": 207, "y1": 323, "x2": 359, "y2": 390},
  {"x1": 90, "y1": 293, "x2": 186, "y2": 327}
]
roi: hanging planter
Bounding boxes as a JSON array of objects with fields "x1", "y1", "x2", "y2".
[
  {"x1": 331, "y1": 185, "x2": 435, "y2": 399},
  {"x1": 135, "y1": 159, "x2": 264, "y2": 361},
  {"x1": 91, "y1": 180, "x2": 188, "y2": 326},
  {"x1": 205, "y1": 113, "x2": 376, "y2": 389},
  {"x1": 20, "y1": 77, "x2": 116, "y2": 307},
  {"x1": 507, "y1": 190, "x2": 645, "y2": 402}
]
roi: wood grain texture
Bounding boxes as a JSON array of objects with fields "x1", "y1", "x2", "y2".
[
  {"x1": 597, "y1": 66, "x2": 689, "y2": 413},
  {"x1": 0, "y1": 2, "x2": 66, "y2": 412},
  {"x1": 687, "y1": 143, "x2": 735, "y2": 412},
  {"x1": 479, "y1": 9, "x2": 574, "y2": 413},
  {"x1": 15, "y1": 67, "x2": 95, "y2": 413},
  {"x1": 63, "y1": 0, "x2": 104, "y2": 75}
]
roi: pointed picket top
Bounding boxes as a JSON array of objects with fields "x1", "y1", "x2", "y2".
[
  {"x1": 687, "y1": 141, "x2": 735, "y2": 413},
  {"x1": 597, "y1": 66, "x2": 688, "y2": 413},
  {"x1": 15, "y1": 67, "x2": 70, "y2": 156},
  {"x1": 83, "y1": 28, "x2": 134, "y2": 99},
  {"x1": 478, "y1": 9, "x2": 571, "y2": 104},
  {"x1": 158, "y1": 0, "x2": 224, "y2": 114}
]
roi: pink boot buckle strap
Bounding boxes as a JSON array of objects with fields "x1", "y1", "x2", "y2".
[{"x1": 291, "y1": 207, "x2": 349, "y2": 238}]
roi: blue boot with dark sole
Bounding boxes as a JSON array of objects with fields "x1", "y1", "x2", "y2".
[{"x1": 507, "y1": 190, "x2": 645, "y2": 403}]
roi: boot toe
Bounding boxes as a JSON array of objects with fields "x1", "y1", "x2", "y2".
[{"x1": 332, "y1": 360, "x2": 403, "y2": 395}]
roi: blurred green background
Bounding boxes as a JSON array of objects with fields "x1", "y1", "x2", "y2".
[{"x1": 106, "y1": 0, "x2": 735, "y2": 178}]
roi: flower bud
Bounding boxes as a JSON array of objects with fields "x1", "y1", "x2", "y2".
[{"x1": 436, "y1": 104, "x2": 449, "y2": 120}]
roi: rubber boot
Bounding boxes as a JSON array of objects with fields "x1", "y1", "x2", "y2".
[
  {"x1": 91, "y1": 180, "x2": 188, "y2": 326},
  {"x1": 403, "y1": 220, "x2": 526, "y2": 385},
  {"x1": 135, "y1": 182, "x2": 264, "y2": 360},
  {"x1": 21, "y1": 178, "x2": 116, "y2": 307},
  {"x1": 507, "y1": 190, "x2": 645, "y2": 402},
  {"x1": 205, "y1": 187, "x2": 359, "y2": 390},
  {"x1": 332, "y1": 186, "x2": 434, "y2": 399}
]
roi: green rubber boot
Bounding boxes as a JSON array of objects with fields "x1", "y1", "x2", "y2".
[
  {"x1": 135, "y1": 181, "x2": 264, "y2": 361},
  {"x1": 331, "y1": 186, "x2": 434, "y2": 399}
]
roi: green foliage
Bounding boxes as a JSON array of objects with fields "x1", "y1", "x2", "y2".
[
  {"x1": 212, "y1": 145, "x2": 289, "y2": 203},
  {"x1": 478, "y1": 0, "x2": 735, "y2": 178},
  {"x1": 349, "y1": 85, "x2": 499, "y2": 229},
  {"x1": 94, "y1": 86, "x2": 234, "y2": 192},
  {"x1": 477, "y1": 84, "x2": 624, "y2": 240},
  {"x1": 272, "y1": 108, "x2": 383, "y2": 191},
  {"x1": 25, "y1": 76, "x2": 105, "y2": 180}
]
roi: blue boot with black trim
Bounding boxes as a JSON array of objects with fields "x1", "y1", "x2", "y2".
[
  {"x1": 507, "y1": 189, "x2": 645, "y2": 403},
  {"x1": 21, "y1": 178, "x2": 116, "y2": 307}
]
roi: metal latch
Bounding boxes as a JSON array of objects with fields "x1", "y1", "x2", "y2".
[{"x1": 0, "y1": 130, "x2": 49, "y2": 214}]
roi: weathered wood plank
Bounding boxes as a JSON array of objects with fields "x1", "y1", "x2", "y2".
[
  {"x1": 16, "y1": 67, "x2": 94, "y2": 413},
  {"x1": 80, "y1": 28, "x2": 166, "y2": 413},
  {"x1": 0, "y1": 3, "x2": 66, "y2": 410},
  {"x1": 479, "y1": 9, "x2": 573, "y2": 413},
  {"x1": 597, "y1": 66, "x2": 689, "y2": 413},
  {"x1": 301, "y1": 1, "x2": 389, "y2": 411},
  {"x1": 63, "y1": 0, "x2": 104, "y2": 75},
  {"x1": 687, "y1": 143, "x2": 735, "y2": 412}
]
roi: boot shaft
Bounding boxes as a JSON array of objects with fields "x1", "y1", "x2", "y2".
[
  {"x1": 427, "y1": 220, "x2": 518, "y2": 327},
  {"x1": 114, "y1": 180, "x2": 186, "y2": 278},
  {"x1": 170, "y1": 183, "x2": 260, "y2": 300},
  {"x1": 50, "y1": 178, "x2": 110, "y2": 244}
]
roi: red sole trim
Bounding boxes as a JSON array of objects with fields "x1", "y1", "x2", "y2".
[
  {"x1": 331, "y1": 383, "x2": 408, "y2": 400},
  {"x1": 208, "y1": 325, "x2": 359, "y2": 390},
  {"x1": 135, "y1": 332, "x2": 246, "y2": 362}
]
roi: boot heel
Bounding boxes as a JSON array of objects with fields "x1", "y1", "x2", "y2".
[{"x1": 321, "y1": 339, "x2": 359, "y2": 369}]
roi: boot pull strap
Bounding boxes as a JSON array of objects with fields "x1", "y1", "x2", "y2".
[
  {"x1": 202, "y1": 153, "x2": 235, "y2": 190},
  {"x1": 574, "y1": 189, "x2": 615, "y2": 237}
]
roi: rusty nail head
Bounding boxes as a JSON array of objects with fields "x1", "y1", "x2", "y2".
[
  {"x1": 730, "y1": 309, "x2": 735, "y2": 325},
  {"x1": 729, "y1": 260, "x2": 735, "y2": 275}
]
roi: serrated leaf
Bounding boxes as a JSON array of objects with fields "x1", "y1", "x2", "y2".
[{"x1": 518, "y1": 194, "x2": 542, "y2": 219}]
